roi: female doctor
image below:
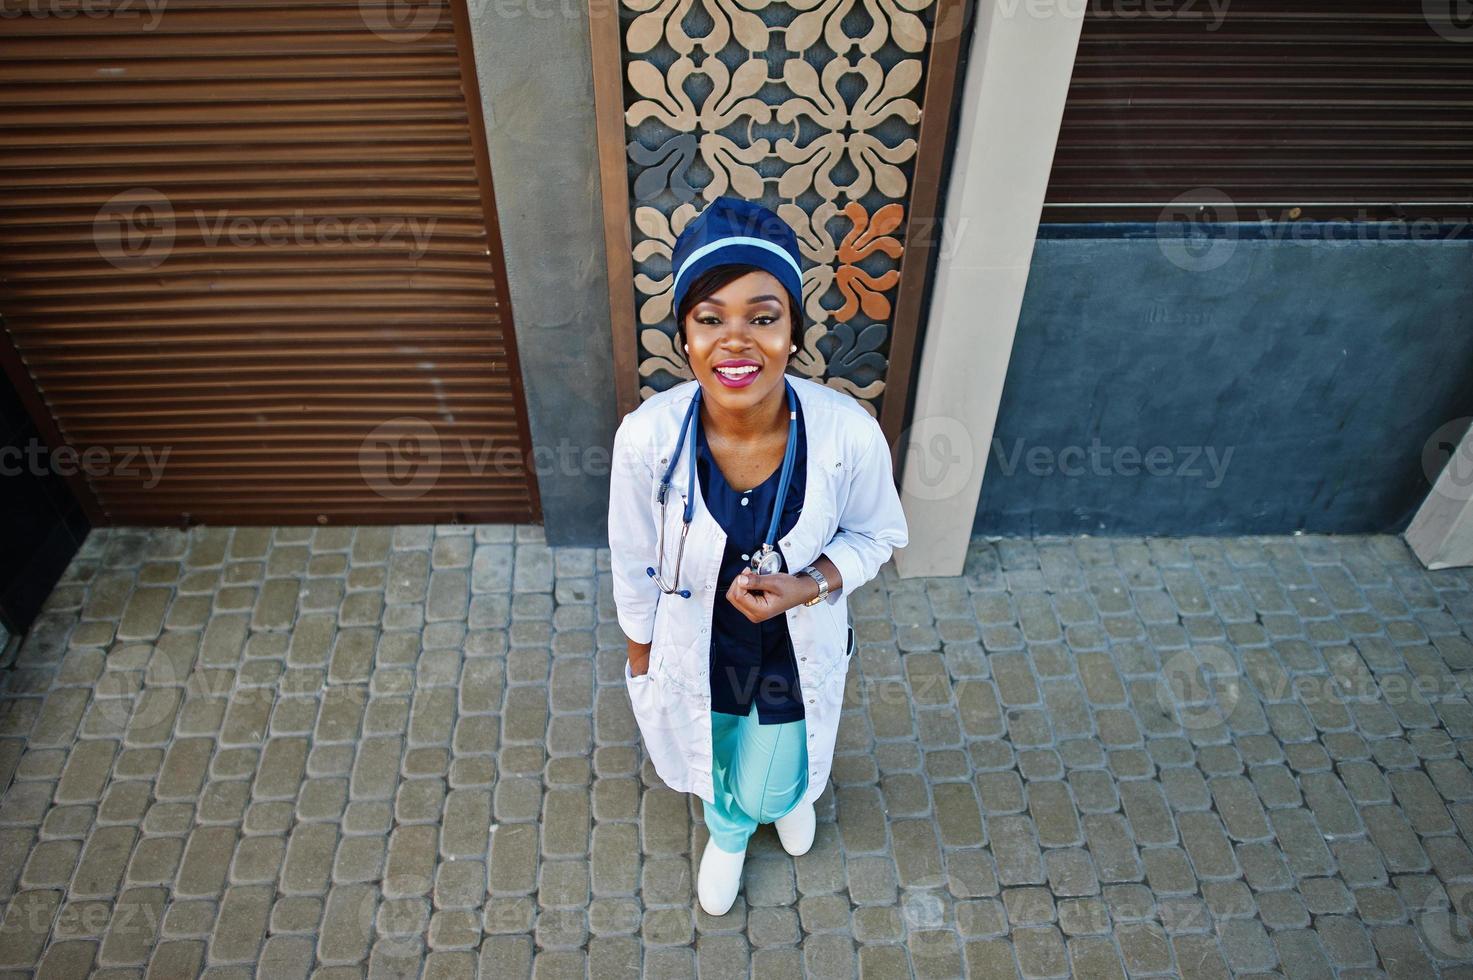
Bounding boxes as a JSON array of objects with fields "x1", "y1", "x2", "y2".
[{"x1": 607, "y1": 196, "x2": 909, "y2": 916}]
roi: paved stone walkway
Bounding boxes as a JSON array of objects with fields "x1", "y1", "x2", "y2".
[{"x1": 2, "y1": 526, "x2": 1473, "y2": 978}]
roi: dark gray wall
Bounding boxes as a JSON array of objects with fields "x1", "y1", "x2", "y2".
[
  {"x1": 976, "y1": 230, "x2": 1473, "y2": 536},
  {"x1": 465, "y1": 7, "x2": 1473, "y2": 549},
  {"x1": 466, "y1": 5, "x2": 620, "y2": 547},
  {"x1": 0, "y1": 367, "x2": 88, "y2": 634}
]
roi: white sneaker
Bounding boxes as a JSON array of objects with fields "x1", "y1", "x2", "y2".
[
  {"x1": 774, "y1": 801, "x2": 816, "y2": 856},
  {"x1": 697, "y1": 837, "x2": 746, "y2": 916}
]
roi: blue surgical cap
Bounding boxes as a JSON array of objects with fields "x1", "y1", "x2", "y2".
[{"x1": 670, "y1": 196, "x2": 804, "y2": 317}]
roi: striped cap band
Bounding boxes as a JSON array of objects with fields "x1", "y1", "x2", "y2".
[{"x1": 672, "y1": 235, "x2": 803, "y2": 300}]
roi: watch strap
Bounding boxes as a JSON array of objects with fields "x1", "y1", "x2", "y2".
[{"x1": 800, "y1": 565, "x2": 829, "y2": 605}]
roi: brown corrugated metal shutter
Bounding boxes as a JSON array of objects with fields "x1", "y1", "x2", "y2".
[
  {"x1": 1043, "y1": 1, "x2": 1473, "y2": 222},
  {"x1": 0, "y1": 0, "x2": 541, "y2": 526}
]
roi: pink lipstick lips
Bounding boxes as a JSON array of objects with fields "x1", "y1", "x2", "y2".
[{"x1": 712, "y1": 359, "x2": 761, "y2": 388}]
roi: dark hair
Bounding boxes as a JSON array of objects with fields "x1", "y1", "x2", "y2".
[{"x1": 675, "y1": 264, "x2": 805, "y2": 359}]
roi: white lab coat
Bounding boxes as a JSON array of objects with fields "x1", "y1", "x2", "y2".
[{"x1": 607, "y1": 375, "x2": 909, "y2": 806}]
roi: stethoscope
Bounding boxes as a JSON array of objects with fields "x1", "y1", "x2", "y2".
[{"x1": 646, "y1": 377, "x2": 799, "y2": 598}]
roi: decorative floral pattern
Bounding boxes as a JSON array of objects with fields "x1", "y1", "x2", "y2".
[{"x1": 621, "y1": 0, "x2": 943, "y2": 414}]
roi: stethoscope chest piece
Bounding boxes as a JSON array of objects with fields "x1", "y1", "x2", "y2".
[{"x1": 750, "y1": 544, "x2": 782, "y2": 576}]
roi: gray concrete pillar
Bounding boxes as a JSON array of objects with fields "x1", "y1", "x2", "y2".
[
  {"x1": 894, "y1": 0, "x2": 1085, "y2": 578},
  {"x1": 1407, "y1": 421, "x2": 1473, "y2": 569}
]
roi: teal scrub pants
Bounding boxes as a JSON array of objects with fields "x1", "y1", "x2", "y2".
[{"x1": 703, "y1": 701, "x2": 809, "y2": 853}]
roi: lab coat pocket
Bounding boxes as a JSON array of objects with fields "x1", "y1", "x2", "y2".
[
  {"x1": 625, "y1": 659, "x2": 656, "y2": 711},
  {"x1": 826, "y1": 593, "x2": 851, "y2": 653},
  {"x1": 624, "y1": 659, "x2": 687, "y2": 787}
]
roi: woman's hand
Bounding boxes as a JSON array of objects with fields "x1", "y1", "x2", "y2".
[
  {"x1": 725, "y1": 568, "x2": 821, "y2": 623},
  {"x1": 627, "y1": 639, "x2": 652, "y2": 677}
]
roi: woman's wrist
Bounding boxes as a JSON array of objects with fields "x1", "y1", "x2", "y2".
[
  {"x1": 809, "y1": 555, "x2": 842, "y2": 601},
  {"x1": 795, "y1": 570, "x2": 822, "y2": 605},
  {"x1": 627, "y1": 638, "x2": 651, "y2": 676}
]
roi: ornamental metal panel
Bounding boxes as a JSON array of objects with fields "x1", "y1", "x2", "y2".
[{"x1": 591, "y1": 0, "x2": 972, "y2": 445}]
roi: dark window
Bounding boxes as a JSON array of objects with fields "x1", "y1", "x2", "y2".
[{"x1": 1043, "y1": 1, "x2": 1473, "y2": 224}]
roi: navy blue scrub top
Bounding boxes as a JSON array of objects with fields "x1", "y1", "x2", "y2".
[{"x1": 695, "y1": 388, "x2": 807, "y2": 724}]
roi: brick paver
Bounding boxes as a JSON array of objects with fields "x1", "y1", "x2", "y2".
[{"x1": 1, "y1": 526, "x2": 1473, "y2": 977}]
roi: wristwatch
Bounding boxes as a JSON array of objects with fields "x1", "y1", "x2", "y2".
[{"x1": 799, "y1": 565, "x2": 829, "y2": 606}]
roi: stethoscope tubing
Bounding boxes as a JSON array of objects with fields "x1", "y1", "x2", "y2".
[{"x1": 645, "y1": 378, "x2": 798, "y2": 599}]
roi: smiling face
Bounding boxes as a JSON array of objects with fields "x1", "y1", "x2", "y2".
[{"x1": 679, "y1": 268, "x2": 798, "y2": 413}]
